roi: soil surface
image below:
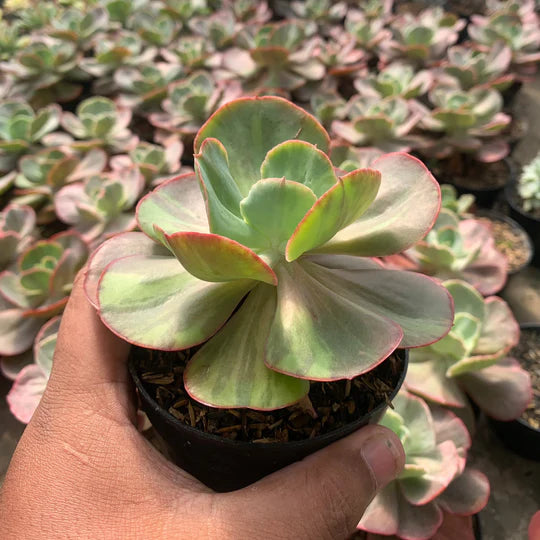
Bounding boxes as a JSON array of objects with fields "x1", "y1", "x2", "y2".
[
  {"x1": 433, "y1": 156, "x2": 510, "y2": 190},
  {"x1": 132, "y1": 346, "x2": 403, "y2": 443},
  {"x1": 476, "y1": 216, "x2": 531, "y2": 272},
  {"x1": 513, "y1": 328, "x2": 540, "y2": 430}
]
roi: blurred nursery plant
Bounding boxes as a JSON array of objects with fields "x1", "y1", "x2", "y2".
[
  {"x1": 409, "y1": 208, "x2": 508, "y2": 295},
  {"x1": 358, "y1": 390, "x2": 489, "y2": 540},
  {"x1": 406, "y1": 280, "x2": 531, "y2": 422},
  {"x1": 517, "y1": 151, "x2": 540, "y2": 213}
]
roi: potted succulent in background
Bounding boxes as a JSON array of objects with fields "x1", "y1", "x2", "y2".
[
  {"x1": 84, "y1": 96, "x2": 454, "y2": 491},
  {"x1": 356, "y1": 390, "x2": 489, "y2": 540},
  {"x1": 488, "y1": 323, "x2": 540, "y2": 462},
  {"x1": 405, "y1": 280, "x2": 531, "y2": 424},
  {"x1": 505, "y1": 151, "x2": 540, "y2": 267}
]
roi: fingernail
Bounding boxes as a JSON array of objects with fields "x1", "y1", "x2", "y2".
[{"x1": 361, "y1": 433, "x2": 403, "y2": 489}]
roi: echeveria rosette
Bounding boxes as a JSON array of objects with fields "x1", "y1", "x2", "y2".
[
  {"x1": 54, "y1": 169, "x2": 144, "y2": 243},
  {"x1": 85, "y1": 96, "x2": 452, "y2": 411},
  {"x1": 0, "y1": 100, "x2": 60, "y2": 174},
  {"x1": 0, "y1": 231, "x2": 88, "y2": 356},
  {"x1": 222, "y1": 22, "x2": 325, "y2": 95},
  {"x1": 406, "y1": 280, "x2": 531, "y2": 421},
  {"x1": 332, "y1": 96, "x2": 423, "y2": 153},
  {"x1": 440, "y1": 184, "x2": 475, "y2": 219},
  {"x1": 380, "y1": 7, "x2": 466, "y2": 66},
  {"x1": 441, "y1": 42, "x2": 514, "y2": 92},
  {"x1": 354, "y1": 63, "x2": 433, "y2": 100},
  {"x1": 410, "y1": 209, "x2": 508, "y2": 296},
  {"x1": 417, "y1": 86, "x2": 511, "y2": 163},
  {"x1": 358, "y1": 390, "x2": 490, "y2": 540},
  {"x1": 12, "y1": 147, "x2": 107, "y2": 221},
  {"x1": 6, "y1": 315, "x2": 59, "y2": 424},
  {"x1": 468, "y1": 10, "x2": 540, "y2": 76},
  {"x1": 60, "y1": 96, "x2": 138, "y2": 153},
  {"x1": 50, "y1": 6, "x2": 109, "y2": 49},
  {"x1": 0, "y1": 204, "x2": 37, "y2": 271}
]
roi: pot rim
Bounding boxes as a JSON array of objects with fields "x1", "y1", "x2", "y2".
[
  {"x1": 130, "y1": 349, "x2": 409, "y2": 449},
  {"x1": 474, "y1": 208, "x2": 534, "y2": 273}
]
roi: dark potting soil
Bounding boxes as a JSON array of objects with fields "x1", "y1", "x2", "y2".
[
  {"x1": 477, "y1": 216, "x2": 531, "y2": 272},
  {"x1": 434, "y1": 157, "x2": 509, "y2": 190},
  {"x1": 513, "y1": 329, "x2": 540, "y2": 430},
  {"x1": 132, "y1": 346, "x2": 402, "y2": 443}
]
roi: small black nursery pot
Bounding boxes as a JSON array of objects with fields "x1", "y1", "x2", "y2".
[
  {"x1": 130, "y1": 350, "x2": 408, "y2": 492},
  {"x1": 488, "y1": 324, "x2": 540, "y2": 462},
  {"x1": 504, "y1": 182, "x2": 540, "y2": 268},
  {"x1": 452, "y1": 158, "x2": 513, "y2": 209}
]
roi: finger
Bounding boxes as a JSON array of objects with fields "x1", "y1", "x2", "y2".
[
  {"x1": 45, "y1": 268, "x2": 134, "y2": 419},
  {"x1": 221, "y1": 425, "x2": 404, "y2": 540}
]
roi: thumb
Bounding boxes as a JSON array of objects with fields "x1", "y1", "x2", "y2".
[{"x1": 221, "y1": 424, "x2": 404, "y2": 540}]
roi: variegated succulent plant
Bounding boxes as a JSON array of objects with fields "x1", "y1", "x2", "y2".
[
  {"x1": 84, "y1": 96, "x2": 453, "y2": 410},
  {"x1": 310, "y1": 34, "x2": 366, "y2": 78},
  {"x1": 5, "y1": 315, "x2": 59, "y2": 424},
  {"x1": 149, "y1": 72, "x2": 241, "y2": 138},
  {"x1": 0, "y1": 101, "x2": 60, "y2": 174},
  {"x1": 409, "y1": 209, "x2": 508, "y2": 296},
  {"x1": 468, "y1": 7, "x2": 540, "y2": 75},
  {"x1": 406, "y1": 280, "x2": 531, "y2": 421},
  {"x1": 0, "y1": 204, "x2": 37, "y2": 271},
  {"x1": 380, "y1": 7, "x2": 465, "y2": 66},
  {"x1": 50, "y1": 6, "x2": 109, "y2": 50},
  {"x1": 343, "y1": 8, "x2": 391, "y2": 53},
  {"x1": 12, "y1": 147, "x2": 107, "y2": 221},
  {"x1": 309, "y1": 89, "x2": 347, "y2": 129},
  {"x1": 273, "y1": 0, "x2": 347, "y2": 35},
  {"x1": 417, "y1": 86, "x2": 511, "y2": 162},
  {"x1": 354, "y1": 62, "x2": 433, "y2": 100},
  {"x1": 0, "y1": 20, "x2": 27, "y2": 62},
  {"x1": 441, "y1": 42, "x2": 514, "y2": 91},
  {"x1": 130, "y1": 7, "x2": 178, "y2": 47},
  {"x1": 440, "y1": 184, "x2": 475, "y2": 218},
  {"x1": 161, "y1": 35, "x2": 221, "y2": 74},
  {"x1": 223, "y1": 21, "x2": 325, "y2": 94},
  {"x1": 54, "y1": 168, "x2": 144, "y2": 243},
  {"x1": 0, "y1": 36, "x2": 85, "y2": 106},
  {"x1": 332, "y1": 96, "x2": 422, "y2": 152},
  {"x1": 358, "y1": 390, "x2": 490, "y2": 540},
  {"x1": 517, "y1": 151, "x2": 540, "y2": 213},
  {"x1": 110, "y1": 139, "x2": 183, "y2": 185},
  {"x1": 0, "y1": 231, "x2": 88, "y2": 356},
  {"x1": 188, "y1": 7, "x2": 239, "y2": 50},
  {"x1": 114, "y1": 63, "x2": 183, "y2": 111},
  {"x1": 330, "y1": 144, "x2": 384, "y2": 172},
  {"x1": 60, "y1": 96, "x2": 138, "y2": 152}
]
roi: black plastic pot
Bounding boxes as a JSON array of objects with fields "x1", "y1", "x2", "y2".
[
  {"x1": 504, "y1": 181, "x2": 540, "y2": 268},
  {"x1": 488, "y1": 324, "x2": 540, "y2": 462},
  {"x1": 452, "y1": 158, "x2": 513, "y2": 209},
  {"x1": 474, "y1": 209, "x2": 534, "y2": 275},
  {"x1": 130, "y1": 350, "x2": 408, "y2": 492}
]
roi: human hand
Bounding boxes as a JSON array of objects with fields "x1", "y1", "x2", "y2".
[{"x1": 0, "y1": 272, "x2": 405, "y2": 540}]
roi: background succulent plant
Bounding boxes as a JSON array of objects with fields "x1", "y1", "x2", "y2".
[
  {"x1": 60, "y1": 96, "x2": 138, "y2": 152},
  {"x1": 332, "y1": 95, "x2": 423, "y2": 152},
  {"x1": 0, "y1": 101, "x2": 60, "y2": 173},
  {"x1": 354, "y1": 62, "x2": 433, "y2": 99},
  {"x1": 85, "y1": 97, "x2": 453, "y2": 410},
  {"x1": 358, "y1": 390, "x2": 490, "y2": 540},
  {"x1": 406, "y1": 280, "x2": 530, "y2": 421},
  {"x1": 54, "y1": 169, "x2": 144, "y2": 243},
  {"x1": 0, "y1": 231, "x2": 88, "y2": 356},
  {"x1": 517, "y1": 151, "x2": 540, "y2": 213},
  {"x1": 5, "y1": 316, "x2": 59, "y2": 423},
  {"x1": 409, "y1": 208, "x2": 508, "y2": 296},
  {"x1": 417, "y1": 86, "x2": 511, "y2": 162},
  {"x1": 0, "y1": 204, "x2": 37, "y2": 271}
]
